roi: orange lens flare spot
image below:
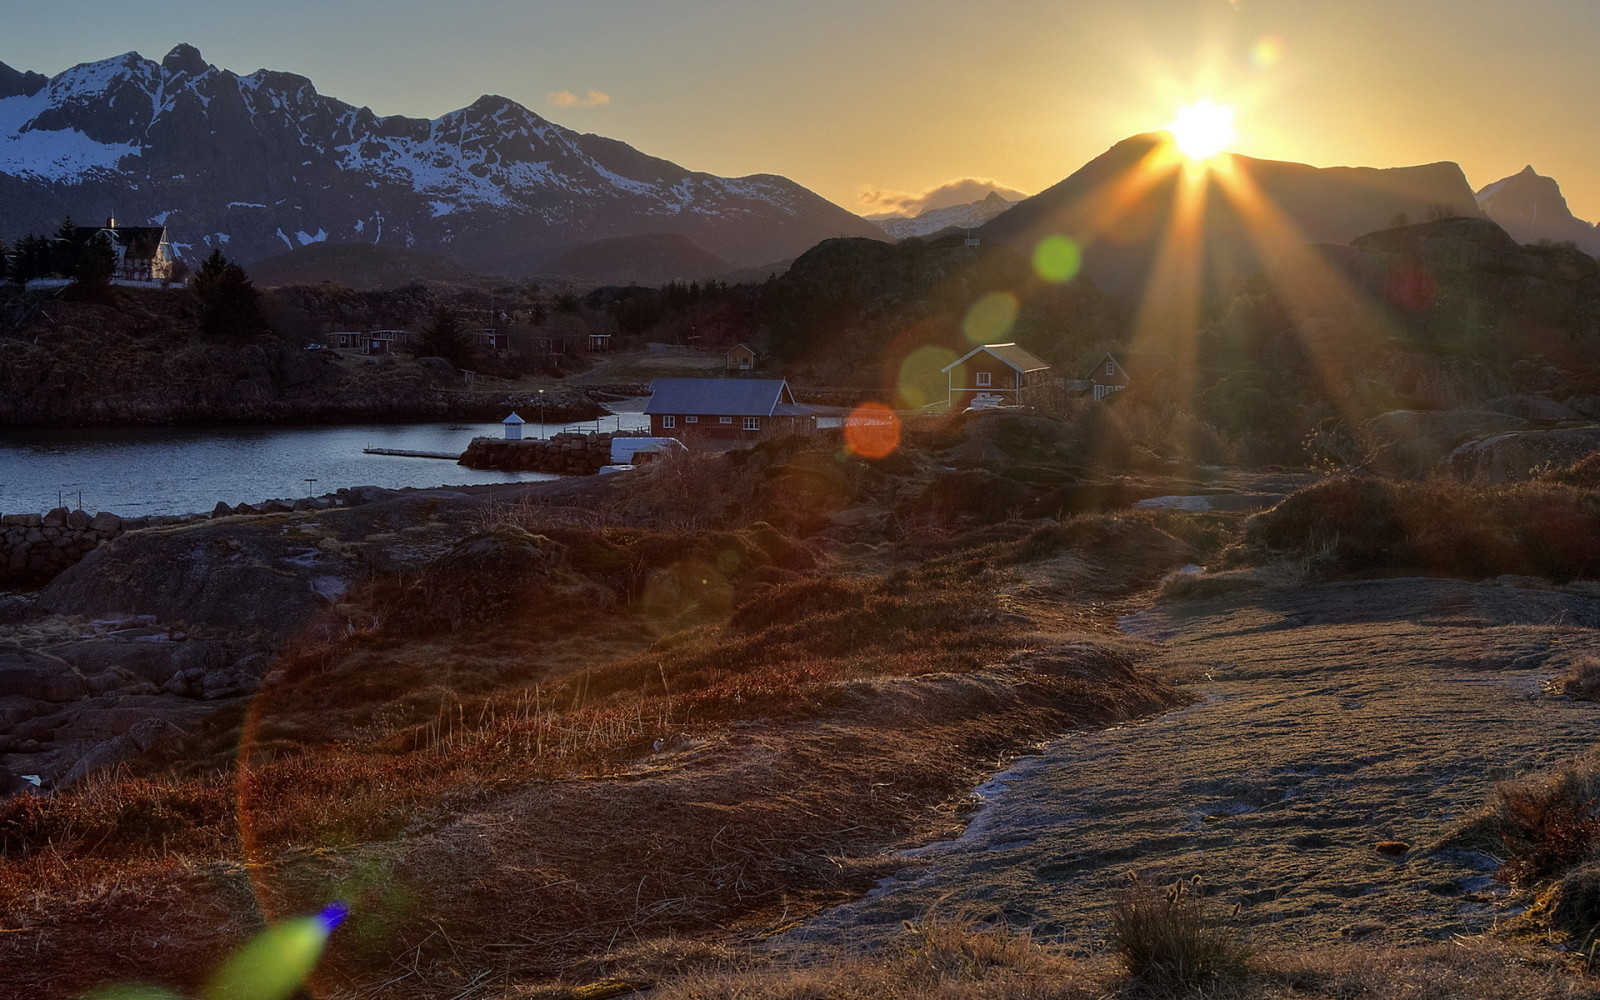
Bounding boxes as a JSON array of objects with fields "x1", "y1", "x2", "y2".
[
  {"x1": 962, "y1": 292, "x2": 1019, "y2": 344},
  {"x1": 1032, "y1": 235, "x2": 1082, "y2": 283},
  {"x1": 843, "y1": 402, "x2": 902, "y2": 459}
]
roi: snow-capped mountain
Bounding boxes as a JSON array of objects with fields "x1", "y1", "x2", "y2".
[
  {"x1": 0, "y1": 44, "x2": 880, "y2": 275},
  {"x1": 870, "y1": 191, "x2": 1016, "y2": 240},
  {"x1": 1475, "y1": 166, "x2": 1600, "y2": 254}
]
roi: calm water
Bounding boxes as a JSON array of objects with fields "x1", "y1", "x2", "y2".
[{"x1": 0, "y1": 404, "x2": 649, "y2": 517}]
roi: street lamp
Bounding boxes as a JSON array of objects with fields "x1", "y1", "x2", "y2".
[{"x1": 538, "y1": 388, "x2": 545, "y2": 436}]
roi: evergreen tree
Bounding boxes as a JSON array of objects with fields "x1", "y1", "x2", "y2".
[
  {"x1": 413, "y1": 304, "x2": 475, "y2": 369},
  {"x1": 50, "y1": 217, "x2": 80, "y2": 278},
  {"x1": 11, "y1": 234, "x2": 50, "y2": 285},
  {"x1": 67, "y1": 232, "x2": 117, "y2": 301},
  {"x1": 193, "y1": 249, "x2": 268, "y2": 338}
]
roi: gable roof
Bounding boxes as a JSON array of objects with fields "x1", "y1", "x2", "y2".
[
  {"x1": 644, "y1": 378, "x2": 802, "y2": 417},
  {"x1": 941, "y1": 342, "x2": 1051, "y2": 374},
  {"x1": 65, "y1": 225, "x2": 169, "y2": 261},
  {"x1": 1090, "y1": 351, "x2": 1175, "y2": 380}
]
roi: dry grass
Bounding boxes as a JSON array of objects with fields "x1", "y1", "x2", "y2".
[
  {"x1": 1108, "y1": 877, "x2": 1251, "y2": 989},
  {"x1": 1240, "y1": 474, "x2": 1600, "y2": 581}
]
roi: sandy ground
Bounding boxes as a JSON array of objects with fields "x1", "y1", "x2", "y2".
[{"x1": 784, "y1": 577, "x2": 1600, "y2": 956}]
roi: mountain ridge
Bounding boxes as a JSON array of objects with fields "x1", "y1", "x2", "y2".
[{"x1": 0, "y1": 44, "x2": 881, "y2": 276}]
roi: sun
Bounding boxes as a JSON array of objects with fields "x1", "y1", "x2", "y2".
[{"x1": 1169, "y1": 100, "x2": 1236, "y2": 161}]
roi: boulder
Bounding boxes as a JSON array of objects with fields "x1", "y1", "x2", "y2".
[
  {"x1": 408, "y1": 525, "x2": 566, "y2": 629},
  {"x1": 1447, "y1": 427, "x2": 1600, "y2": 483},
  {"x1": 89, "y1": 512, "x2": 122, "y2": 533},
  {"x1": 1361, "y1": 409, "x2": 1528, "y2": 477}
]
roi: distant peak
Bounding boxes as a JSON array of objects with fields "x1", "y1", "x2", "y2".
[
  {"x1": 981, "y1": 190, "x2": 1011, "y2": 206},
  {"x1": 162, "y1": 43, "x2": 209, "y2": 77}
]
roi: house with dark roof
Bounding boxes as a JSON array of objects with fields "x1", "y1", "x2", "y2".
[
  {"x1": 726, "y1": 343, "x2": 759, "y2": 372},
  {"x1": 940, "y1": 343, "x2": 1052, "y2": 410},
  {"x1": 1088, "y1": 351, "x2": 1174, "y2": 401},
  {"x1": 69, "y1": 218, "x2": 178, "y2": 284},
  {"x1": 643, "y1": 378, "x2": 816, "y2": 441}
]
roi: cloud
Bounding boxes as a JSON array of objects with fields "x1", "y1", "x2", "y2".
[
  {"x1": 858, "y1": 177, "x2": 1031, "y2": 219},
  {"x1": 547, "y1": 89, "x2": 611, "y2": 109}
]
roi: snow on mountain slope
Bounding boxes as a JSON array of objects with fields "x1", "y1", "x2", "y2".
[
  {"x1": 0, "y1": 44, "x2": 879, "y2": 276},
  {"x1": 871, "y1": 191, "x2": 1015, "y2": 239}
]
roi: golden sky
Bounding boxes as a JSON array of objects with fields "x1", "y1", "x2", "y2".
[{"x1": 4, "y1": 0, "x2": 1598, "y2": 221}]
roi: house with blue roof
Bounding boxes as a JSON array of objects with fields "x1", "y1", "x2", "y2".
[{"x1": 643, "y1": 378, "x2": 816, "y2": 441}]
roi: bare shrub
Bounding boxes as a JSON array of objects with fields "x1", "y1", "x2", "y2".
[
  {"x1": 1489, "y1": 760, "x2": 1600, "y2": 886},
  {"x1": 1561, "y1": 657, "x2": 1600, "y2": 702},
  {"x1": 1109, "y1": 877, "x2": 1249, "y2": 988}
]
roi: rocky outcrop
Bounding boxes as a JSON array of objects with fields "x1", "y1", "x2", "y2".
[
  {"x1": 1361, "y1": 409, "x2": 1528, "y2": 477},
  {"x1": 459, "y1": 432, "x2": 626, "y2": 475},
  {"x1": 1447, "y1": 427, "x2": 1600, "y2": 483}
]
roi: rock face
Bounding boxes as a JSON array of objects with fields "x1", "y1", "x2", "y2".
[{"x1": 0, "y1": 45, "x2": 880, "y2": 276}]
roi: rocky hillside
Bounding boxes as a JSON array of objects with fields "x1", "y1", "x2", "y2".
[{"x1": 0, "y1": 44, "x2": 880, "y2": 276}]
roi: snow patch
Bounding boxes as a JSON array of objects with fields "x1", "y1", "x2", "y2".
[
  {"x1": 0, "y1": 93, "x2": 140, "y2": 183},
  {"x1": 295, "y1": 229, "x2": 328, "y2": 245},
  {"x1": 149, "y1": 209, "x2": 173, "y2": 225},
  {"x1": 275, "y1": 227, "x2": 293, "y2": 249}
]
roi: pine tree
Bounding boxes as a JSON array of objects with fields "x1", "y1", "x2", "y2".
[
  {"x1": 11, "y1": 234, "x2": 50, "y2": 285},
  {"x1": 67, "y1": 232, "x2": 117, "y2": 301},
  {"x1": 413, "y1": 304, "x2": 475, "y2": 369},
  {"x1": 50, "y1": 217, "x2": 80, "y2": 278},
  {"x1": 193, "y1": 249, "x2": 268, "y2": 338}
]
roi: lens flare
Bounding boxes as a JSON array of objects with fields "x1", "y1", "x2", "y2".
[
  {"x1": 962, "y1": 292, "x2": 1019, "y2": 344},
  {"x1": 1252, "y1": 35, "x2": 1284, "y2": 69},
  {"x1": 1032, "y1": 235, "x2": 1083, "y2": 283},
  {"x1": 843, "y1": 402, "x2": 902, "y2": 460},
  {"x1": 896, "y1": 345, "x2": 957, "y2": 409},
  {"x1": 82, "y1": 988, "x2": 183, "y2": 1000},
  {"x1": 1169, "y1": 101, "x2": 1235, "y2": 161},
  {"x1": 204, "y1": 909, "x2": 341, "y2": 1000}
]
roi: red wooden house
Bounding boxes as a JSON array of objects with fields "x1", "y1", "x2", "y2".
[
  {"x1": 643, "y1": 378, "x2": 816, "y2": 441},
  {"x1": 941, "y1": 343, "x2": 1051, "y2": 410}
]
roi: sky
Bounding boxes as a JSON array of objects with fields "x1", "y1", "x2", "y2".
[{"x1": 1, "y1": 0, "x2": 1597, "y2": 221}]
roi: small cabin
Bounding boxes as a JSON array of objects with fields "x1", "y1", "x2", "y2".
[
  {"x1": 502, "y1": 412, "x2": 525, "y2": 440},
  {"x1": 941, "y1": 343, "x2": 1051, "y2": 411},
  {"x1": 725, "y1": 344, "x2": 759, "y2": 372},
  {"x1": 643, "y1": 378, "x2": 815, "y2": 441}
]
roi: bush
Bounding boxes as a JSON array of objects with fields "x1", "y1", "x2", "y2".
[
  {"x1": 1109, "y1": 877, "x2": 1249, "y2": 988},
  {"x1": 1490, "y1": 761, "x2": 1600, "y2": 886}
]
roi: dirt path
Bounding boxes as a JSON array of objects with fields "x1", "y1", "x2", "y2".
[{"x1": 784, "y1": 577, "x2": 1600, "y2": 954}]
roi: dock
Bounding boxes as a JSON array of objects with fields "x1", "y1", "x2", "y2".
[{"x1": 363, "y1": 447, "x2": 461, "y2": 460}]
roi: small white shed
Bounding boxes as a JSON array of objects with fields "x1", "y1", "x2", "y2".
[{"x1": 502, "y1": 412, "x2": 526, "y2": 440}]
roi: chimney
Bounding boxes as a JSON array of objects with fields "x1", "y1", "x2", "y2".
[{"x1": 106, "y1": 215, "x2": 116, "y2": 229}]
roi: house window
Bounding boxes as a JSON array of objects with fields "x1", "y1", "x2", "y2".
[
  {"x1": 1106, "y1": 361, "x2": 1116, "y2": 376},
  {"x1": 720, "y1": 416, "x2": 733, "y2": 424},
  {"x1": 743, "y1": 417, "x2": 760, "y2": 431},
  {"x1": 975, "y1": 371, "x2": 992, "y2": 387},
  {"x1": 685, "y1": 415, "x2": 698, "y2": 424},
  {"x1": 662, "y1": 415, "x2": 676, "y2": 429}
]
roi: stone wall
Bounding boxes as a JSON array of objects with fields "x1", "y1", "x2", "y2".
[
  {"x1": 1, "y1": 509, "x2": 133, "y2": 586},
  {"x1": 459, "y1": 432, "x2": 632, "y2": 475}
]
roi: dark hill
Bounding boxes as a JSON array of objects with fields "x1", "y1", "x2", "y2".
[{"x1": 980, "y1": 133, "x2": 1486, "y2": 296}]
